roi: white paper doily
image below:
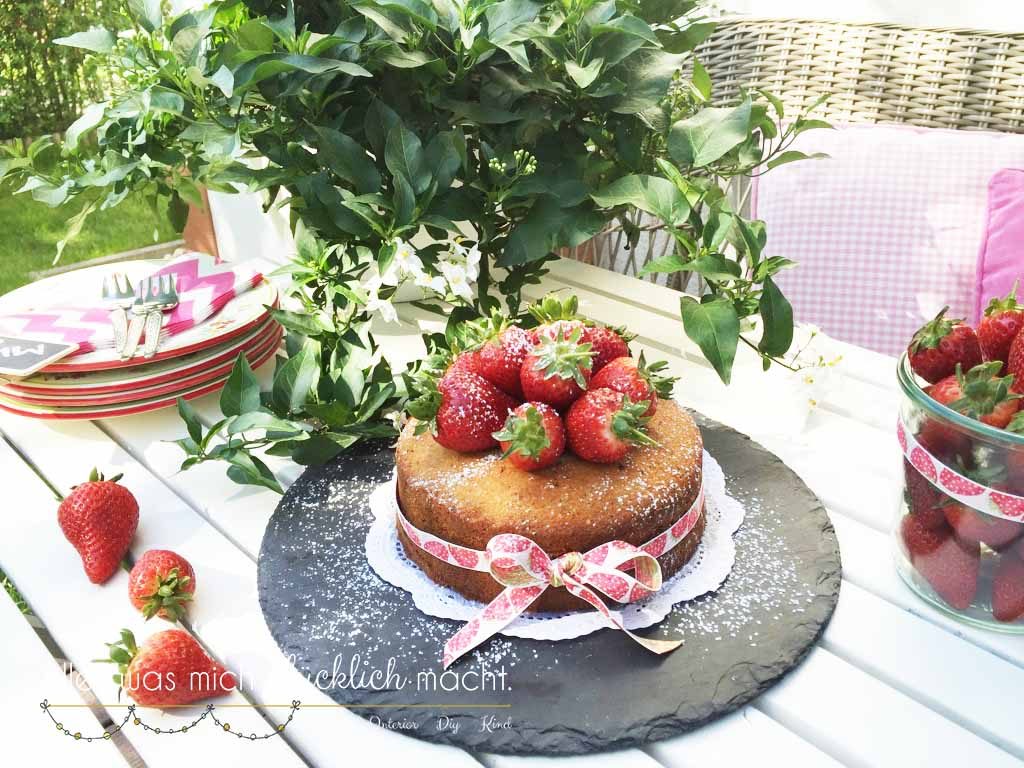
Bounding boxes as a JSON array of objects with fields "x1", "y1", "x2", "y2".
[{"x1": 365, "y1": 450, "x2": 745, "y2": 641}]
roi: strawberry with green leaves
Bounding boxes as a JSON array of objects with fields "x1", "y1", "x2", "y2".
[
  {"x1": 461, "y1": 312, "x2": 534, "y2": 398},
  {"x1": 520, "y1": 327, "x2": 594, "y2": 410},
  {"x1": 407, "y1": 370, "x2": 519, "y2": 453},
  {"x1": 978, "y1": 283, "x2": 1024, "y2": 371},
  {"x1": 903, "y1": 459, "x2": 947, "y2": 530},
  {"x1": 927, "y1": 361, "x2": 1022, "y2": 428},
  {"x1": 583, "y1": 325, "x2": 633, "y2": 373},
  {"x1": 908, "y1": 307, "x2": 983, "y2": 384},
  {"x1": 128, "y1": 550, "x2": 195, "y2": 621},
  {"x1": 566, "y1": 388, "x2": 657, "y2": 463},
  {"x1": 98, "y1": 628, "x2": 235, "y2": 707},
  {"x1": 590, "y1": 352, "x2": 677, "y2": 416},
  {"x1": 58, "y1": 469, "x2": 139, "y2": 585},
  {"x1": 527, "y1": 293, "x2": 586, "y2": 343},
  {"x1": 493, "y1": 402, "x2": 566, "y2": 471}
]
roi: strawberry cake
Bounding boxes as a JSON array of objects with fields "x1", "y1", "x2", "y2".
[{"x1": 397, "y1": 295, "x2": 705, "y2": 612}]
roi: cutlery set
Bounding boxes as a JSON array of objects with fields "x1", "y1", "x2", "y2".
[{"x1": 102, "y1": 273, "x2": 179, "y2": 359}]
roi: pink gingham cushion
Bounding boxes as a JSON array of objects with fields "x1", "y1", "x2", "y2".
[
  {"x1": 751, "y1": 124, "x2": 1024, "y2": 356},
  {"x1": 975, "y1": 168, "x2": 1024, "y2": 320}
]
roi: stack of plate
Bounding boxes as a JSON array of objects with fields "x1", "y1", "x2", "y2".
[{"x1": 0, "y1": 261, "x2": 280, "y2": 420}]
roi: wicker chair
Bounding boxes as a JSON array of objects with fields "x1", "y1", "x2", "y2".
[{"x1": 567, "y1": 17, "x2": 1024, "y2": 285}]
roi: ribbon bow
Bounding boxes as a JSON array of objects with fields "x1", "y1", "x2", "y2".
[{"x1": 443, "y1": 534, "x2": 683, "y2": 668}]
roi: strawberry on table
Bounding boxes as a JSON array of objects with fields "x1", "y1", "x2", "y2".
[
  {"x1": 408, "y1": 370, "x2": 519, "y2": 453},
  {"x1": 520, "y1": 327, "x2": 594, "y2": 410},
  {"x1": 590, "y1": 352, "x2": 677, "y2": 416},
  {"x1": 583, "y1": 325, "x2": 633, "y2": 373},
  {"x1": 992, "y1": 553, "x2": 1024, "y2": 622},
  {"x1": 908, "y1": 307, "x2": 983, "y2": 384},
  {"x1": 978, "y1": 283, "x2": 1024, "y2": 371},
  {"x1": 129, "y1": 550, "x2": 196, "y2": 621},
  {"x1": 58, "y1": 469, "x2": 139, "y2": 585},
  {"x1": 926, "y1": 361, "x2": 1021, "y2": 428},
  {"x1": 99, "y1": 628, "x2": 235, "y2": 707},
  {"x1": 565, "y1": 388, "x2": 657, "y2": 463},
  {"x1": 493, "y1": 402, "x2": 566, "y2": 471},
  {"x1": 462, "y1": 313, "x2": 533, "y2": 398}
]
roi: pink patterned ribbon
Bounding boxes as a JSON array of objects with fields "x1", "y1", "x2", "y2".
[
  {"x1": 0, "y1": 253, "x2": 263, "y2": 356},
  {"x1": 897, "y1": 418, "x2": 1024, "y2": 520},
  {"x1": 396, "y1": 482, "x2": 704, "y2": 668}
]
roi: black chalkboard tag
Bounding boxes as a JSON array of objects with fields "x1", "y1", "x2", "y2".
[{"x1": 0, "y1": 336, "x2": 80, "y2": 378}]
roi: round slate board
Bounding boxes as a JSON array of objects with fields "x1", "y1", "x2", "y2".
[{"x1": 257, "y1": 416, "x2": 841, "y2": 756}]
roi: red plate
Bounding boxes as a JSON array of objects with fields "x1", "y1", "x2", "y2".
[
  {"x1": 0, "y1": 338, "x2": 280, "y2": 420},
  {"x1": 1, "y1": 328, "x2": 282, "y2": 407},
  {"x1": 0, "y1": 259, "x2": 277, "y2": 373}
]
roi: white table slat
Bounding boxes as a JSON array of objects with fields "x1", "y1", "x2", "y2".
[
  {"x1": 0, "y1": 580, "x2": 127, "y2": 765},
  {"x1": 0, "y1": 432, "x2": 304, "y2": 767},
  {"x1": 758, "y1": 649, "x2": 1019, "y2": 768},
  {"x1": 487, "y1": 750, "x2": 663, "y2": 768},
  {"x1": 0, "y1": 414, "x2": 479, "y2": 768},
  {"x1": 825, "y1": 580, "x2": 1024, "y2": 759},
  {"x1": 648, "y1": 709, "x2": 842, "y2": 768}
]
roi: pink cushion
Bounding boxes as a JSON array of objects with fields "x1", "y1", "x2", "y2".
[
  {"x1": 975, "y1": 168, "x2": 1024, "y2": 318},
  {"x1": 751, "y1": 123, "x2": 1024, "y2": 356}
]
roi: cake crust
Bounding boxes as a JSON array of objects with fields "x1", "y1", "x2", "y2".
[{"x1": 395, "y1": 399, "x2": 705, "y2": 611}]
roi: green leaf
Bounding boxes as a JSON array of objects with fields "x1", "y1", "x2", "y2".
[
  {"x1": 593, "y1": 15, "x2": 659, "y2": 43},
  {"x1": 376, "y1": 46, "x2": 437, "y2": 68},
  {"x1": 658, "y1": 20, "x2": 715, "y2": 53},
  {"x1": 54, "y1": 26, "x2": 116, "y2": 53},
  {"x1": 209, "y1": 66, "x2": 234, "y2": 98},
  {"x1": 566, "y1": 59, "x2": 603, "y2": 89},
  {"x1": 758, "y1": 277, "x2": 794, "y2": 358},
  {"x1": 591, "y1": 175, "x2": 689, "y2": 226},
  {"x1": 224, "y1": 452, "x2": 283, "y2": 493},
  {"x1": 127, "y1": 0, "x2": 163, "y2": 33},
  {"x1": 220, "y1": 354, "x2": 262, "y2": 417},
  {"x1": 766, "y1": 150, "x2": 828, "y2": 170},
  {"x1": 369, "y1": 0, "x2": 438, "y2": 29},
  {"x1": 266, "y1": 0, "x2": 296, "y2": 42},
  {"x1": 227, "y1": 411, "x2": 308, "y2": 437},
  {"x1": 290, "y1": 433, "x2": 359, "y2": 465},
  {"x1": 233, "y1": 54, "x2": 370, "y2": 91},
  {"x1": 385, "y1": 124, "x2": 429, "y2": 194},
  {"x1": 270, "y1": 307, "x2": 335, "y2": 336},
  {"x1": 65, "y1": 103, "x2": 107, "y2": 150},
  {"x1": 236, "y1": 20, "x2": 275, "y2": 51},
  {"x1": 679, "y1": 296, "x2": 740, "y2": 384},
  {"x1": 364, "y1": 100, "x2": 400, "y2": 158},
  {"x1": 608, "y1": 50, "x2": 686, "y2": 114},
  {"x1": 176, "y1": 398, "x2": 204, "y2": 445},
  {"x1": 691, "y1": 58, "x2": 711, "y2": 101},
  {"x1": 312, "y1": 127, "x2": 381, "y2": 195},
  {"x1": 669, "y1": 98, "x2": 752, "y2": 167},
  {"x1": 424, "y1": 132, "x2": 462, "y2": 191},
  {"x1": 272, "y1": 341, "x2": 320, "y2": 414}
]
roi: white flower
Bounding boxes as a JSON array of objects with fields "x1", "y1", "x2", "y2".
[
  {"x1": 439, "y1": 259, "x2": 474, "y2": 302},
  {"x1": 414, "y1": 270, "x2": 448, "y2": 295},
  {"x1": 463, "y1": 243, "x2": 481, "y2": 281},
  {"x1": 392, "y1": 238, "x2": 424, "y2": 279},
  {"x1": 366, "y1": 295, "x2": 398, "y2": 323}
]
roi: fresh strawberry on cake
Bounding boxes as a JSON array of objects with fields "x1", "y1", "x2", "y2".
[{"x1": 396, "y1": 296, "x2": 705, "y2": 612}]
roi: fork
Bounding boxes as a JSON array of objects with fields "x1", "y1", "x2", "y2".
[
  {"x1": 121, "y1": 275, "x2": 179, "y2": 360},
  {"x1": 141, "y1": 274, "x2": 179, "y2": 358},
  {"x1": 101, "y1": 273, "x2": 136, "y2": 356}
]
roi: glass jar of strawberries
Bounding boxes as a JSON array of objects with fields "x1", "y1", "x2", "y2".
[{"x1": 895, "y1": 297, "x2": 1024, "y2": 631}]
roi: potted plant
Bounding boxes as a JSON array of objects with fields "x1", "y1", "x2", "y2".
[{"x1": 0, "y1": 0, "x2": 828, "y2": 490}]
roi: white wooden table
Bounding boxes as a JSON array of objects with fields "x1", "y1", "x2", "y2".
[{"x1": 2, "y1": 257, "x2": 1022, "y2": 768}]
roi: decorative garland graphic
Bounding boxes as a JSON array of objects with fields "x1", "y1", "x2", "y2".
[{"x1": 40, "y1": 699, "x2": 300, "y2": 741}]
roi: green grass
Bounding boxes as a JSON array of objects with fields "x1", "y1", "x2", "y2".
[{"x1": 0, "y1": 190, "x2": 179, "y2": 295}]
